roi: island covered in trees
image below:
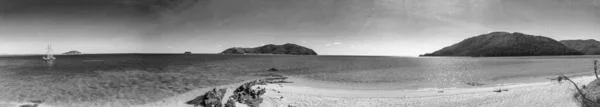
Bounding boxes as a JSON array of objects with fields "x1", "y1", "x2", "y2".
[
  {"x1": 221, "y1": 43, "x2": 317, "y2": 55},
  {"x1": 421, "y1": 32, "x2": 584, "y2": 57}
]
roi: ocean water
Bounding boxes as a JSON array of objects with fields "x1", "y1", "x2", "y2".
[
  {"x1": 1, "y1": 54, "x2": 599, "y2": 90},
  {"x1": 0, "y1": 54, "x2": 263, "y2": 75},
  {"x1": 295, "y1": 55, "x2": 600, "y2": 90}
]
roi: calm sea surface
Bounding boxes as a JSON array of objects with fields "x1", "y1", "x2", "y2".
[{"x1": 1, "y1": 54, "x2": 599, "y2": 90}]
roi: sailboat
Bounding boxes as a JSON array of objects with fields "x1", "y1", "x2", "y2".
[{"x1": 43, "y1": 44, "x2": 56, "y2": 61}]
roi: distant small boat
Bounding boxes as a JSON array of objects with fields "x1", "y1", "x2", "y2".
[{"x1": 43, "y1": 44, "x2": 56, "y2": 61}]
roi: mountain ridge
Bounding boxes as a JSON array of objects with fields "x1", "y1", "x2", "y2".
[
  {"x1": 422, "y1": 31, "x2": 584, "y2": 57},
  {"x1": 560, "y1": 39, "x2": 600, "y2": 55}
]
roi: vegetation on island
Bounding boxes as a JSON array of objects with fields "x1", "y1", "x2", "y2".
[
  {"x1": 560, "y1": 39, "x2": 600, "y2": 55},
  {"x1": 62, "y1": 50, "x2": 82, "y2": 55},
  {"x1": 422, "y1": 32, "x2": 584, "y2": 57},
  {"x1": 221, "y1": 43, "x2": 318, "y2": 55}
]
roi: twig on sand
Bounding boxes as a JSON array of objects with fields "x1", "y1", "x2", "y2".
[
  {"x1": 493, "y1": 89, "x2": 501, "y2": 93},
  {"x1": 492, "y1": 89, "x2": 508, "y2": 93}
]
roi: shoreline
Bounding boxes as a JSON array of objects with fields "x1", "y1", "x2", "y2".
[
  {"x1": 284, "y1": 71, "x2": 594, "y2": 91},
  {"x1": 1, "y1": 74, "x2": 595, "y2": 107},
  {"x1": 269, "y1": 75, "x2": 596, "y2": 97},
  {"x1": 137, "y1": 74, "x2": 598, "y2": 107}
]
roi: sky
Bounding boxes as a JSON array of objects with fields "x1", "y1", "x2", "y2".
[{"x1": 0, "y1": 0, "x2": 599, "y2": 56}]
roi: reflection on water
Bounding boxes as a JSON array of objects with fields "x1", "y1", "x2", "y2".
[{"x1": 45, "y1": 60, "x2": 54, "y2": 70}]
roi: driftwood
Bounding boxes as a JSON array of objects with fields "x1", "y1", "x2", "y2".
[{"x1": 560, "y1": 74, "x2": 600, "y2": 107}]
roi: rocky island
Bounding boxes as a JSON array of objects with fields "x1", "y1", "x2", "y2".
[
  {"x1": 221, "y1": 43, "x2": 318, "y2": 55},
  {"x1": 421, "y1": 32, "x2": 584, "y2": 57},
  {"x1": 62, "y1": 50, "x2": 82, "y2": 55},
  {"x1": 560, "y1": 39, "x2": 600, "y2": 55}
]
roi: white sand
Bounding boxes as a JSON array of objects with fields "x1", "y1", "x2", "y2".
[
  {"x1": 258, "y1": 76, "x2": 597, "y2": 107},
  {"x1": 3, "y1": 76, "x2": 592, "y2": 107},
  {"x1": 134, "y1": 76, "x2": 596, "y2": 107}
]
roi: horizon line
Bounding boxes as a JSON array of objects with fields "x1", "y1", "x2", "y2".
[{"x1": 0, "y1": 53, "x2": 418, "y2": 57}]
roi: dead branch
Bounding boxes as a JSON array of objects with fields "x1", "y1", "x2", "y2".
[{"x1": 560, "y1": 74, "x2": 600, "y2": 107}]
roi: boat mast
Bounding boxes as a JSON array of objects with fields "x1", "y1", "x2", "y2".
[
  {"x1": 47, "y1": 44, "x2": 52, "y2": 58},
  {"x1": 44, "y1": 44, "x2": 54, "y2": 60}
]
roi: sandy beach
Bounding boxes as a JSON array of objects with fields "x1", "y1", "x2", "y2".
[
  {"x1": 133, "y1": 75, "x2": 598, "y2": 107},
  {"x1": 256, "y1": 76, "x2": 597, "y2": 107},
  {"x1": 2, "y1": 75, "x2": 594, "y2": 107}
]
